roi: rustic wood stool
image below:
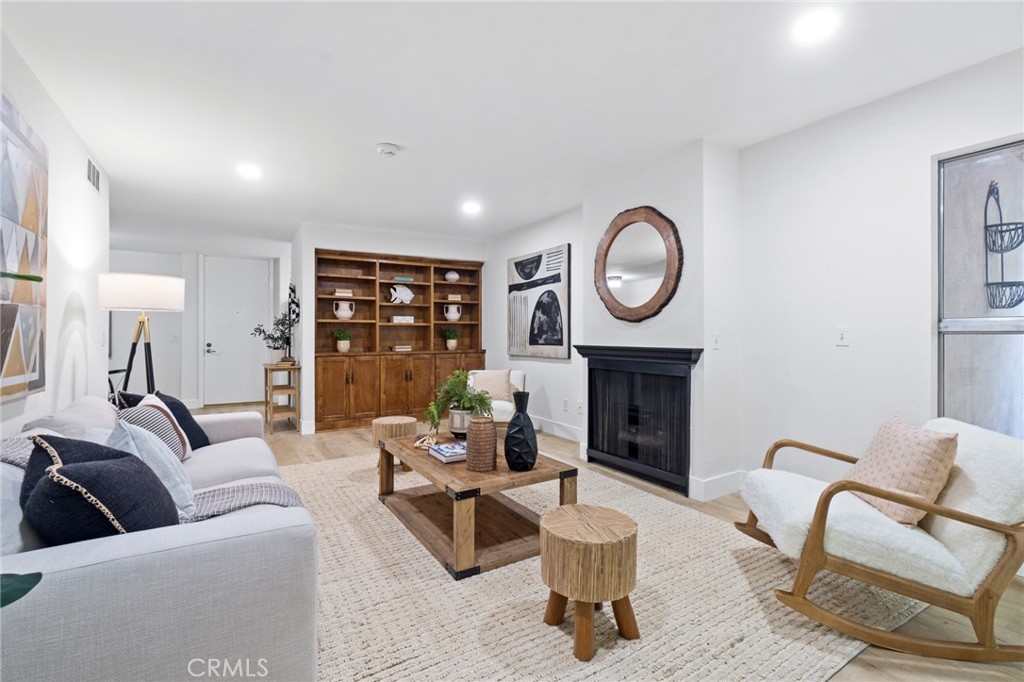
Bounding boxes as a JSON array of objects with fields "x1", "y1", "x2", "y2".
[
  {"x1": 372, "y1": 416, "x2": 416, "y2": 472},
  {"x1": 540, "y1": 504, "x2": 639, "y2": 661}
]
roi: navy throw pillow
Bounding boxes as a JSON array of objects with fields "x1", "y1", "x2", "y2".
[
  {"x1": 20, "y1": 436, "x2": 127, "y2": 510},
  {"x1": 23, "y1": 455, "x2": 178, "y2": 546},
  {"x1": 117, "y1": 391, "x2": 210, "y2": 450},
  {"x1": 156, "y1": 392, "x2": 210, "y2": 450}
]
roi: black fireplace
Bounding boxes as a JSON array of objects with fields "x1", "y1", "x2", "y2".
[{"x1": 574, "y1": 346, "x2": 702, "y2": 495}]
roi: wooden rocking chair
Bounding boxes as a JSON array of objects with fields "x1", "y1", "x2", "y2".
[{"x1": 736, "y1": 418, "x2": 1024, "y2": 662}]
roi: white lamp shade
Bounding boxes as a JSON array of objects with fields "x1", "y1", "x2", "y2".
[{"x1": 98, "y1": 273, "x2": 185, "y2": 312}]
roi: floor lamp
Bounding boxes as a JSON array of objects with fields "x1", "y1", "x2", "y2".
[{"x1": 99, "y1": 273, "x2": 185, "y2": 395}]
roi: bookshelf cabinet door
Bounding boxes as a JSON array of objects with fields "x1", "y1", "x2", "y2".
[{"x1": 348, "y1": 355, "x2": 380, "y2": 419}]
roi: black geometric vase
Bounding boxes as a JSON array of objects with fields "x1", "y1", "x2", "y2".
[{"x1": 504, "y1": 391, "x2": 538, "y2": 471}]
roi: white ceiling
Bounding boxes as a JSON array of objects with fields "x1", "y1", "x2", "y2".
[{"x1": 3, "y1": 2, "x2": 1022, "y2": 244}]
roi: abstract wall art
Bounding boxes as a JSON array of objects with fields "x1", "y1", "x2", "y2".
[
  {"x1": 1, "y1": 96, "x2": 48, "y2": 401},
  {"x1": 508, "y1": 243, "x2": 570, "y2": 359}
]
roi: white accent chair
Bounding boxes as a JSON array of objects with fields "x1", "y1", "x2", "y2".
[
  {"x1": 467, "y1": 370, "x2": 525, "y2": 425},
  {"x1": 736, "y1": 418, "x2": 1024, "y2": 662}
]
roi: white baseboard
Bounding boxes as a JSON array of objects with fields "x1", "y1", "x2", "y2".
[
  {"x1": 533, "y1": 415, "x2": 584, "y2": 444},
  {"x1": 687, "y1": 470, "x2": 746, "y2": 502}
]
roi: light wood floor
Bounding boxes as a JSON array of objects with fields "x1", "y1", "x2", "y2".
[{"x1": 204, "y1": 404, "x2": 1024, "y2": 681}]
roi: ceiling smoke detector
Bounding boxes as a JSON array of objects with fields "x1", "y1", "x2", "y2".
[{"x1": 376, "y1": 142, "x2": 402, "y2": 157}]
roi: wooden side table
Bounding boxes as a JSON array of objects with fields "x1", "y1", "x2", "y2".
[
  {"x1": 372, "y1": 416, "x2": 416, "y2": 472},
  {"x1": 264, "y1": 363, "x2": 300, "y2": 434},
  {"x1": 540, "y1": 504, "x2": 639, "y2": 661}
]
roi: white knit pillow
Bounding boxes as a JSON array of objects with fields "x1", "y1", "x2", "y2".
[
  {"x1": 847, "y1": 417, "x2": 958, "y2": 525},
  {"x1": 471, "y1": 369, "x2": 512, "y2": 402}
]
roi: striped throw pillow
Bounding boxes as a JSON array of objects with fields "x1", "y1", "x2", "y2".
[{"x1": 119, "y1": 395, "x2": 191, "y2": 461}]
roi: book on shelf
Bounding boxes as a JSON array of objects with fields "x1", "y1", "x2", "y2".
[
  {"x1": 446, "y1": 294, "x2": 462, "y2": 301},
  {"x1": 393, "y1": 276, "x2": 415, "y2": 282},
  {"x1": 429, "y1": 441, "x2": 467, "y2": 463},
  {"x1": 391, "y1": 315, "x2": 415, "y2": 324},
  {"x1": 391, "y1": 345, "x2": 413, "y2": 352},
  {"x1": 334, "y1": 289, "x2": 353, "y2": 297}
]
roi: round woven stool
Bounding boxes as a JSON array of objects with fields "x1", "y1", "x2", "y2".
[
  {"x1": 540, "y1": 504, "x2": 639, "y2": 661},
  {"x1": 372, "y1": 416, "x2": 416, "y2": 472}
]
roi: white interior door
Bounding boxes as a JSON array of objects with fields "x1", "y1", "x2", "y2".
[{"x1": 203, "y1": 256, "x2": 271, "y2": 404}]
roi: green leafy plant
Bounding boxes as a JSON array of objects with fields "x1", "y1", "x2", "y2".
[
  {"x1": 251, "y1": 283, "x2": 300, "y2": 354},
  {"x1": 423, "y1": 369, "x2": 492, "y2": 433},
  {"x1": 441, "y1": 328, "x2": 459, "y2": 340},
  {"x1": 333, "y1": 329, "x2": 352, "y2": 341}
]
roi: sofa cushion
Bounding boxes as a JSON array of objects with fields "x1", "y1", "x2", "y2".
[
  {"x1": 118, "y1": 391, "x2": 210, "y2": 450},
  {"x1": 21, "y1": 395, "x2": 118, "y2": 438},
  {"x1": 20, "y1": 436, "x2": 127, "y2": 510},
  {"x1": 742, "y1": 468, "x2": 973, "y2": 596},
  {"x1": 185, "y1": 438, "x2": 281, "y2": 490},
  {"x1": 119, "y1": 395, "x2": 190, "y2": 461},
  {"x1": 108, "y1": 421, "x2": 196, "y2": 522},
  {"x1": 21, "y1": 437, "x2": 178, "y2": 546},
  {"x1": 921, "y1": 418, "x2": 1024, "y2": 591},
  {"x1": 846, "y1": 416, "x2": 958, "y2": 525}
]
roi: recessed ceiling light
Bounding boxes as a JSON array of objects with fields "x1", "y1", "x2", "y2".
[
  {"x1": 791, "y1": 7, "x2": 840, "y2": 46},
  {"x1": 461, "y1": 200, "x2": 482, "y2": 217},
  {"x1": 235, "y1": 162, "x2": 262, "y2": 181}
]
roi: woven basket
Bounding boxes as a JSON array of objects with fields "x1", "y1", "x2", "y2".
[{"x1": 466, "y1": 417, "x2": 497, "y2": 472}]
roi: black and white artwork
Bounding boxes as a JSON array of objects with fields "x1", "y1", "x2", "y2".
[{"x1": 508, "y1": 243, "x2": 570, "y2": 359}]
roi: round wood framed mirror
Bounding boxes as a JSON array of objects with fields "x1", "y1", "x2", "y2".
[{"x1": 594, "y1": 206, "x2": 683, "y2": 323}]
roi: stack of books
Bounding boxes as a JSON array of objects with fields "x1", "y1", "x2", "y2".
[
  {"x1": 392, "y1": 345, "x2": 413, "y2": 352},
  {"x1": 393, "y1": 276, "x2": 414, "y2": 282},
  {"x1": 334, "y1": 288, "x2": 353, "y2": 297},
  {"x1": 391, "y1": 315, "x2": 415, "y2": 324},
  {"x1": 447, "y1": 294, "x2": 462, "y2": 301},
  {"x1": 429, "y1": 441, "x2": 467, "y2": 463}
]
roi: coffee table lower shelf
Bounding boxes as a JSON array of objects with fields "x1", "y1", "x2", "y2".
[{"x1": 380, "y1": 484, "x2": 542, "y2": 579}]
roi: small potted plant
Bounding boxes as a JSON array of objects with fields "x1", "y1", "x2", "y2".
[
  {"x1": 442, "y1": 327, "x2": 458, "y2": 351},
  {"x1": 333, "y1": 329, "x2": 352, "y2": 353},
  {"x1": 424, "y1": 369, "x2": 492, "y2": 438},
  {"x1": 251, "y1": 283, "x2": 300, "y2": 363}
]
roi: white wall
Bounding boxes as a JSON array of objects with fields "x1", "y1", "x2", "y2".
[
  {"x1": 738, "y1": 51, "x2": 1024, "y2": 482},
  {"x1": 108, "y1": 250, "x2": 183, "y2": 397},
  {"x1": 1, "y1": 36, "x2": 110, "y2": 435},
  {"x1": 482, "y1": 208, "x2": 587, "y2": 441},
  {"x1": 293, "y1": 221, "x2": 487, "y2": 433}
]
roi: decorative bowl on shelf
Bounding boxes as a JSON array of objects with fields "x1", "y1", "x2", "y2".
[{"x1": 445, "y1": 270, "x2": 459, "y2": 283}]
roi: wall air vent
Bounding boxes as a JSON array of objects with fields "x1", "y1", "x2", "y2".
[{"x1": 86, "y1": 159, "x2": 100, "y2": 191}]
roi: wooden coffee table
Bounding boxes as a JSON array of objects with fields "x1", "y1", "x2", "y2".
[{"x1": 378, "y1": 435, "x2": 578, "y2": 580}]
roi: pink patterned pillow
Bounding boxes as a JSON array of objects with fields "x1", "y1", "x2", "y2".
[
  {"x1": 847, "y1": 417, "x2": 958, "y2": 525},
  {"x1": 471, "y1": 369, "x2": 512, "y2": 402}
]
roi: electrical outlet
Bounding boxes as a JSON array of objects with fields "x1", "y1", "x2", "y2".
[
  {"x1": 835, "y1": 326, "x2": 852, "y2": 347},
  {"x1": 576, "y1": 400, "x2": 584, "y2": 415},
  {"x1": 711, "y1": 332, "x2": 721, "y2": 351},
  {"x1": 562, "y1": 398, "x2": 569, "y2": 412}
]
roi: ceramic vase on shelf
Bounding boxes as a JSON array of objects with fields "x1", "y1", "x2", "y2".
[
  {"x1": 445, "y1": 270, "x2": 460, "y2": 283},
  {"x1": 444, "y1": 304, "x2": 462, "y2": 321},
  {"x1": 446, "y1": 339, "x2": 457, "y2": 351},
  {"x1": 333, "y1": 301, "x2": 354, "y2": 319},
  {"x1": 466, "y1": 417, "x2": 497, "y2": 472},
  {"x1": 504, "y1": 391, "x2": 538, "y2": 471},
  {"x1": 336, "y1": 340, "x2": 350, "y2": 353}
]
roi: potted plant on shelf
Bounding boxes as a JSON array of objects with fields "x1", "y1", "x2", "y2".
[
  {"x1": 251, "y1": 283, "x2": 300, "y2": 363},
  {"x1": 424, "y1": 369, "x2": 492, "y2": 439},
  {"x1": 442, "y1": 327, "x2": 458, "y2": 351},
  {"x1": 333, "y1": 329, "x2": 352, "y2": 353}
]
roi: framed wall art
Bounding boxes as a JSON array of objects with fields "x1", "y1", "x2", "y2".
[
  {"x1": 1, "y1": 95, "x2": 48, "y2": 401},
  {"x1": 508, "y1": 243, "x2": 570, "y2": 359}
]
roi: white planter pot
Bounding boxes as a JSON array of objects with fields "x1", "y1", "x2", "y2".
[
  {"x1": 446, "y1": 339, "x2": 457, "y2": 351},
  {"x1": 448, "y1": 409, "x2": 471, "y2": 438},
  {"x1": 336, "y1": 339, "x2": 351, "y2": 352}
]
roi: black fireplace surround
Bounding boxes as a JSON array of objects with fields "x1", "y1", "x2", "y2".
[{"x1": 574, "y1": 346, "x2": 702, "y2": 495}]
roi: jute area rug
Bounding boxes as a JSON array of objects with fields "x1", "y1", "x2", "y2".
[{"x1": 281, "y1": 454, "x2": 924, "y2": 681}]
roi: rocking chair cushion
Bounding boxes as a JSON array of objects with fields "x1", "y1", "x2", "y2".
[
  {"x1": 742, "y1": 468, "x2": 974, "y2": 596},
  {"x1": 846, "y1": 417, "x2": 958, "y2": 525}
]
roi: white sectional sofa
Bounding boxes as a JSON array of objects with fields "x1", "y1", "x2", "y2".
[{"x1": 1, "y1": 396, "x2": 317, "y2": 682}]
